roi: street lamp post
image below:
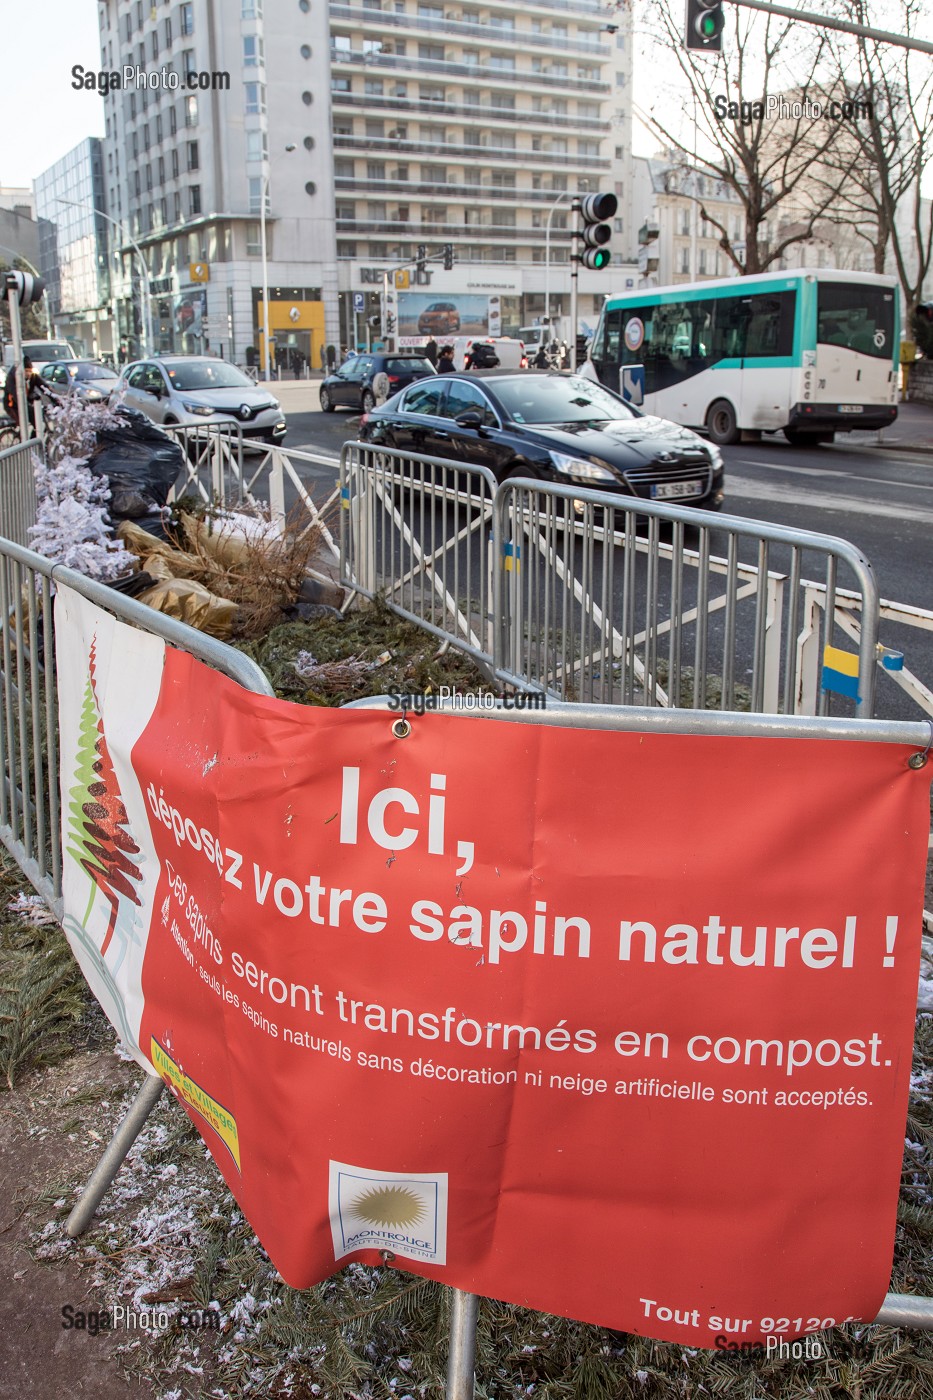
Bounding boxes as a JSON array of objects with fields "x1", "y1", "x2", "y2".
[
  {"x1": 56, "y1": 198, "x2": 153, "y2": 355},
  {"x1": 544, "y1": 191, "x2": 570, "y2": 332},
  {"x1": 259, "y1": 144, "x2": 296, "y2": 384}
]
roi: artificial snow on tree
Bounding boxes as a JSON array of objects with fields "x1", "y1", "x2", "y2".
[{"x1": 29, "y1": 395, "x2": 136, "y2": 581}]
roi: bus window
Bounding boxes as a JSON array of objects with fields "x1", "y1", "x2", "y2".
[
  {"x1": 709, "y1": 296, "x2": 750, "y2": 361},
  {"x1": 818, "y1": 283, "x2": 894, "y2": 359},
  {"x1": 604, "y1": 308, "x2": 622, "y2": 363},
  {"x1": 744, "y1": 292, "x2": 795, "y2": 357}
]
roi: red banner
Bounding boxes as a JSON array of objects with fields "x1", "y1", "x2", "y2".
[{"x1": 59, "y1": 603, "x2": 931, "y2": 1348}]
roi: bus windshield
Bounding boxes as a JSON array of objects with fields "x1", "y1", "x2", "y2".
[{"x1": 817, "y1": 283, "x2": 894, "y2": 360}]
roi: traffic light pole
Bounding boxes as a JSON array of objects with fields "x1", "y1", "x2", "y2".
[
  {"x1": 6, "y1": 285, "x2": 27, "y2": 444},
  {"x1": 569, "y1": 199, "x2": 581, "y2": 374},
  {"x1": 726, "y1": 0, "x2": 933, "y2": 53}
]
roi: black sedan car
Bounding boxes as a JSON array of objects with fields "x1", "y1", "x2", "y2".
[
  {"x1": 40, "y1": 359, "x2": 120, "y2": 405},
  {"x1": 319, "y1": 352, "x2": 435, "y2": 414},
  {"x1": 358, "y1": 370, "x2": 725, "y2": 507}
]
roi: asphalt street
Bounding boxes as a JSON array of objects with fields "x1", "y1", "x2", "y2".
[{"x1": 282, "y1": 404, "x2": 933, "y2": 723}]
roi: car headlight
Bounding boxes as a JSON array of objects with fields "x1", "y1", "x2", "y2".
[
  {"x1": 84, "y1": 390, "x2": 102, "y2": 401},
  {"x1": 182, "y1": 401, "x2": 216, "y2": 416},
  {"x1": 550, "y1": 451, "x2": 616, "y2": 483}
]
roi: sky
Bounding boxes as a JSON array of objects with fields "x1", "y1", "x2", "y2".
[{"x1": 1, "y1": 1, "x2": 106, "y2": 188}]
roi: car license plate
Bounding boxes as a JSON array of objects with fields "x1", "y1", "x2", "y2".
[
  {"x1": 838, "y1": 404, "x2": 863, "y2": 413},
  {"x1": 651, "y1": 480, "x2": 703, "y2": 500}
]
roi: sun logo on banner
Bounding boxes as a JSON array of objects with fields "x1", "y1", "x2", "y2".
[
  {"x1": 66, "y1": 638, "x2": 144, "y2": 966},
  {"x1": 351, "y1": 1186, "x2": 425, "y2": 1230}
]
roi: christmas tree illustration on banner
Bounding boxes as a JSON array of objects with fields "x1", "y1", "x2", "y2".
[{"x1": 67, "y1": 638, "x2": 143, "y2": 960}]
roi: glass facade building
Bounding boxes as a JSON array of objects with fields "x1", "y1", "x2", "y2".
[{"x1": 33, "y1": 139, "x2": 112, "y2": 357}]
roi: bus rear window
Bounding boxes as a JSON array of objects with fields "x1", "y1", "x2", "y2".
[{"x1": 818, "y1": 284, "x2": 894, "y2": 359}]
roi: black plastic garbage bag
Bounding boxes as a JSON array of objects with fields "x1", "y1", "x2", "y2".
[{"x1": 87, "y1": 407, "x2": 184, "y2": 537}]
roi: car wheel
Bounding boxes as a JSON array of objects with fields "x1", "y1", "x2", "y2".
[
  {"x1": 362, "y1": 389, "x2": 376, "y2": 413},
  {"x1": 319, "y1": 387, "x2": 334, "y2": 413},
  {"x1": 706, "y1": 399, "x2": 740, "y2": 446}
]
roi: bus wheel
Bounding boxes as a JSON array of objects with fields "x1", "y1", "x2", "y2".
[
  {"x1": 707, "y1": 399, "x2": 739, "y2": 446},
  {"x1": 784, "y1": 428, "x2": 835, "y2": 447}
]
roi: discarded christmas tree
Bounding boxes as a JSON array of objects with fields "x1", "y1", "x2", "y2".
[{"x1": 67, "y1": 640, "x2": 143, "y2": 954}]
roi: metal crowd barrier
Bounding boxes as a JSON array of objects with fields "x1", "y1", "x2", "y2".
[
  {"x1": 340, "y1": 441, "x2": 499, "y2": 672},
  {"x1": 493, "y1": 479, "x2": 880, "y2": 720},
  {"x1": 0, "y1": 437, "x2": 42, "y2": 549}
]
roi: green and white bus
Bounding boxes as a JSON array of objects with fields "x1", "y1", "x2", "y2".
[{"x1": 582, "y1": 269, "x2": 899, "y2": 446}]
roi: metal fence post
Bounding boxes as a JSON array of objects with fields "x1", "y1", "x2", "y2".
[
  {"x1": 445, "y1": 1288, "x2": 479, "y2": 1400},
  {"x1": 65, "y1": 1073, "x2": 165, "y2": 1237}
]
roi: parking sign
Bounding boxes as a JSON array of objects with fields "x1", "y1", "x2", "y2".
[{"x1": 353, "y1": 293, "x2": 364, "y2": 313}]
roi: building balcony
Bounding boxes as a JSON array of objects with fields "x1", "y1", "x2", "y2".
[
  {"x1": 329, "y1": 3, "x2": 610, "y2": 53},
  {"x1": 336, "y1": 143, "x2": 610, "y2": 169},
  {"x1": 337, "y1": 219, "x2": 556, "y2": 242},
  {"x1": 335, "y1": 174, "x2": 585, "y2": 203},
  {"x1": 330, "y1": 50, "x2": 611, "y2": 92},
  {"x1": 331, "y1": 93, "x2": 609, "y2": 129}
]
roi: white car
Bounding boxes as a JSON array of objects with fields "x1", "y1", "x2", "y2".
[
  {"x1": 115, "y1": 356, "x2": 287, "y2": 443},
  {"x1": 4, "y1": 340, "x2": 78, "y2": 375}
]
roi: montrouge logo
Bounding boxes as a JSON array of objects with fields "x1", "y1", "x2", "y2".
[{"x1": 329, "y1": 1162, "x2": 448, "y2": 1265}]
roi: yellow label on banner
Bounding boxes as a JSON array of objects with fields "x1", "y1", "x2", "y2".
[
  {"x1": 151, "y1": 1038, "x2": 241, "y2": 1169},
  {"x1": 190, "y1": 262, "x2": 209, "y2": 283},
  {"x1": 394, "y1": 269, "x2": 409, "y2": 289}
]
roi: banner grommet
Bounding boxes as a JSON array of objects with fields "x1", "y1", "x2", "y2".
[{"x1": 392, "y1": 718, "x2": 412, "y2": 739}]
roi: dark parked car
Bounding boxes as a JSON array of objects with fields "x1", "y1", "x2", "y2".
[
  {"x1": 319, "y1": 353, "x2": 436, "y2": 414},
  {"x1": 40, "y1": 359, "x2": 120, "y2": 405},
  {"x1": 359, "y1": 370, "x2": 725, "y2": 507}
]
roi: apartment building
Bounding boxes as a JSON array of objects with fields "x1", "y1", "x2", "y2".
[
  {"x1": 632, "y1": 156, "x2": 746, "y2": 287},
  {"x1": 83, "y1": 0, "x2": 632, "y2": 363}
]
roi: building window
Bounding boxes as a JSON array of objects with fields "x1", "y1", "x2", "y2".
[
  {"x1": 185, "y1": 94, "x2": 198, "y2": 125},
  {"x1": 151, "y1": 30, "x2": 159, "y2": 60},
  {"x1": 174, "y1": 192, "x2": 182, "y2": 222},
  {"x1": 244, "y1": 83, "x2": 265, "y2": 113},
  {"x1": 366, "y1": 161, "x2": 386, "y2": 179},
  {"x1": 332, "y1": 75, "x2": 352, "y2": 92},
  {"x1": 336, "y1": 201, "x2": 356, "y2": 219},
  {"x1": 180, "y1": 3, "x2": 193, "y2": 35},
  {"x1": 337, "y1": 242, "x2": 358, "y2": 257},
  {"x1": 246, "y1": 221, "x2": 261, "y2": 254},
  {"x1": 419, "y1": 42, "x2": 444, "y2": 60},
  {"x1": 188, "y1": 140, "x2": 199, "y2": 171},
  {"x1": 242, "y1": 0, "x2": 262, "y2": 14},
  {"x1": 171, "y1": 148, "x2": 179, "y2": 176},
  {"x1": 245, "y1": 130, "x2": 267, "y2": 162},
  {"x1": 364, "y1": 78, "x2": 384, "y2": 95},
  {"x1": 158, "y1": 155, "x2": 166, "y2": 182},
  {"x1": 189, "y1": 185, "x2": 201, "y2": 215},
  {"x1": 248, "y1": 176, "x2": 266, "y2": 213},
  {"x1": 169, "y1": 106, "x2": 177, "y2": 135},
  {"x1": 335, "y1": 158, "x2": 355, "y2": 177},
  {"x1": 243, "y1": 34, "x2": 263, "y2": 66},
  {"x1": 164, "y1": 15, "x2": 173, "y2": 43}
]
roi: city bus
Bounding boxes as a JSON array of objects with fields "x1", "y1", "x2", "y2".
[{"x1": 582, "y1": 269, "x2": 899, "y2": 446}]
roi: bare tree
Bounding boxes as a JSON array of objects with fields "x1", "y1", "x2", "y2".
[
  {"x1": 812, "y1": 0, "x2": 933, "y2": 321},
  {"x1": 641, "y1": 2, "x2": 859, "y2": 274}
]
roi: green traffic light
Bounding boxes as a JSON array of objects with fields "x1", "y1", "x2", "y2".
[
  {"x1": 701, "y1": 13, "x2": 716, "y2": 33},
  {"x1": 593, "y1": 248, "x2": 611, "y2": 270}
]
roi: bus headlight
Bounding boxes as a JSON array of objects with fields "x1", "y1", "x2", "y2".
[{"x1": 550, "y1": 452, "x2": 615, "y2": 483}]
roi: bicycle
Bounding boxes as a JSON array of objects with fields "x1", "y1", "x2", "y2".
[{"x1": 0, "y1": 417, "x2": 20, "y2": 449}]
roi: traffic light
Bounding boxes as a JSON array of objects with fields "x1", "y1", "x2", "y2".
[
  {"x1": 385, "y1": 310, "x2": 397, "y2": 336},
  {"x1": 574, "y1": 192, "x2": 617, "y2": 271},
  {"x1": 417, "y1": 243, "x2": 427, "y2": 274},
  {"x1": 685, "y1": 0, "x2": 724, "y2": 51},
  {"x1": 443, "y1": 243, "x2": 454, "y2": 271}
]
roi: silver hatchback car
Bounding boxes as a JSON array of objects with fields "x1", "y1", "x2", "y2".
[{"x1": 115, "y1": 356, "x2": 287, "y2": 443}]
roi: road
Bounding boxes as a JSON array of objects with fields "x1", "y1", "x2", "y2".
[{"x1": 282, "y1": 407, "x2": 933, "y2": 722}]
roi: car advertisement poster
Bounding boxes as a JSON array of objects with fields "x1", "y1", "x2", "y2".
[
  {"x1": 56, "y1": 585, "x2": 930, "y2": 1348},
  {"x1": 398, "y1": 292, "x2": 491, "y2": 339}
]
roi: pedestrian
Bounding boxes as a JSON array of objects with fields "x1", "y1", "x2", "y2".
[
  {"x1": 342, "y1": 344, "x2": 353, "y2": 362},
  {"x1": 436, "y1": 345, "x2": 456, "y2": 373},
  {"x1": 3, "y1": 355, "x2": 44, "y2": 433},
  {"x1": 424, "y1": 336, "x2": 438, "y2": 366},
  {"x1": 533, "y1": 345, "x2": 550, "y2": 369},
  {"x1": 319, "y1": 343, "x2": 327, "y2": 373}
]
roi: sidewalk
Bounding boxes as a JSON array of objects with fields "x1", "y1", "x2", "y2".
[
  {"x1": 265, "y1": 377, "x2": 324, "y2": 414},
  {"x1": 848, "y1": 401, "x2": 933, "y2": 455}
]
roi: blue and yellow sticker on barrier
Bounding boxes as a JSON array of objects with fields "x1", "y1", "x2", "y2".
[
  {"x1": 821, "y1": 646, "x2": 860, "y2": 702},
  {"x1": 502, "y1": 542, "x2": 521, "y2": 573}
]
